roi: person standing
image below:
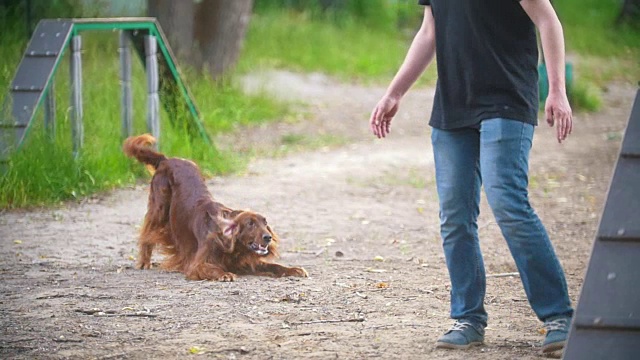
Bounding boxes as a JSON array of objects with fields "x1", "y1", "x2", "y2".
[{"x1": 369, "y1": 0, "x2": 574, "y2": 355}]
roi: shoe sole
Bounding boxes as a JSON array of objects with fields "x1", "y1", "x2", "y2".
[
  {"x1": 435, "y1": 341, "x2": 483, "y2": 350},
  {"x1": 542, "y1": 340, "x2": 565, "y2": 353}
]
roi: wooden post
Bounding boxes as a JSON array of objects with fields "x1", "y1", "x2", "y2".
[
  {"x1": 44, "y1": 82, "x2": 56, "y2": 141},
  {"x1": 145, "y1": 35, "x2": 160, "y2": 147},
  {"x1": 119, "y1": 31, "x2": 133, "y2": 139},
  {"x1": 70, "y1": 35, "x2": 83, "y2": 158}
]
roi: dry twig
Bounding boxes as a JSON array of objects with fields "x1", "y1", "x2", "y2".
[
  {"x1": 287, "y1": 318, "x2": 365, "y2": 326},
  {"x1": 486, "y1": 272, "x2": 520, "y2": 278}
]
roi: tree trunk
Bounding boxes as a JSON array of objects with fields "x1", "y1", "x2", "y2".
[
  {"x1": 148, "y1": 0, "x2": 253, "y2": 80},
  {"x1": 194, "y1": 0, "x2": 253, "y2": 80},
  {"x1": 147, "y1": 0, "x2": 195, "y2": 62},
  {"x1": 618, "y1": 0, "x2": 640, "y2": 25}
]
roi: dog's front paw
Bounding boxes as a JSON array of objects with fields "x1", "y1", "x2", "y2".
[
  {"x1": 217, "y1": 272, "x2": 237, "y2": 282},
  {"x1": 136, "y1": 260, "x2": 152, "y2": 270},
  {"x1": 286, "y1": 267, "x2": 308, "y2": 278}
]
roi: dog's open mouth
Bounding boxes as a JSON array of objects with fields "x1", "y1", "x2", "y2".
[{"x1": 250, "y1": 243, "x2": 269, "y2": 255}]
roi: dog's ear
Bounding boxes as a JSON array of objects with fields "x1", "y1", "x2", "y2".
[
  {"x1": 216, "y1": 216, "x2": 238, "y2": 239},
  {"x1": 228, "y1": 209, "x2": 244, "y2": 218},
  {"x1": 222, "y1": 221, "x2": 238, "y2": 239},
  {"x1": 206, "y1": 214, "x2": 238, "y2": 253}
]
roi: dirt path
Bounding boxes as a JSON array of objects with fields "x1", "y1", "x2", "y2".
[{"x1": 0, "y1": 71, "x2": 636, "y2": 360}]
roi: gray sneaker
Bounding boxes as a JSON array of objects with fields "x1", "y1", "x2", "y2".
[
  {"x1": 436, "y1": 320, "x2": 485, "y2": 350},
  {"x1": 542, "y1": 316, "x2": 571, "y2": 355}
]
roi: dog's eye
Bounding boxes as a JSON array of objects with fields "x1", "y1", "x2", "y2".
[{"x1": 248, "y1": 220, "x2": 255, "y2": 227}]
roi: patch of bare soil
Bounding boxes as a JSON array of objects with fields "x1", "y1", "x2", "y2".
[{"x1": 0, "y1": 70, "x2": 636, "y2": 360}]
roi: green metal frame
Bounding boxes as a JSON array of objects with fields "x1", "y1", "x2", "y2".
[
  {"x1": 71, "y1": 18, "x2": 211, "y2": 145},
  {"x1": 6, "y1": 17, "x2": 210, "y2": 159}
]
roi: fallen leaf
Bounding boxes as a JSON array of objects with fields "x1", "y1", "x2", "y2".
[
  {"x1": 373, "y1": 255, "x2": 384, "y2": 262},
  {"x1": 538, "y1": 328, "x2": 547, "y2": 335},
  {"x1": 121, "y1": 307, "x2": 135, "y2": 311},
  {"x1": 188, "y1": 346, "x2": 205, "y2": 355},
  {"x1": 13, "y1": 240, "x2": 22, "y2": 244},
  {"x1": 376, "y1": 282, "x2": 389, "y2": 289},
  {"x1": 365, "y1": 268, "x2": 387, "y2": 273}
]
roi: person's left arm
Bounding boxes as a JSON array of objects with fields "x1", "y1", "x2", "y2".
[{"x1": 520, "y1": 0, "x2": 573, "y2": 143}]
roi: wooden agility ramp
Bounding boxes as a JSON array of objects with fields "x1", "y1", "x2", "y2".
[
  {"x1": 563, "y1": 87, "x2": 640, "y2": 359},
  {"x1": 0, "y1": 18, "x2": 211, "y2": 169}
]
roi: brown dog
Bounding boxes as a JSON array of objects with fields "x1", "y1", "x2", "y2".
[{"x1": 123, "y1": 134, "x2": 308, "y2": 281}]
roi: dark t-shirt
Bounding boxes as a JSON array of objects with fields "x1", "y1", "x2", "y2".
[{"x1": 418, "y1": 0, "x2": 539, "y2": 129}]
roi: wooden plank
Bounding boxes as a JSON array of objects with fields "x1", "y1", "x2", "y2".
[
  {"x1": 564, "y1": 88, "x2": 640, "y2": 359},
  {"x1": 596, "y1": 157, "x2": 640, "y2": 241},
  {"x1": 564, "y1": 328, "x2": 640, "y2": 359},
  {"x1": 620, "y1": 89, "x2": 640, "y2": 157}
]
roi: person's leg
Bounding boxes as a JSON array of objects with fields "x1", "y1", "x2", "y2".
[
  {"x1": 431, "y1": 127, "x2": 486, "y2": 349},
  {"x1": 479, "y1": 118, "x2": 573, "y2": 351}
]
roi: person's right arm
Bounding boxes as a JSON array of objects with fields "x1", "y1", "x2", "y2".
[{"x1": 370, "y1": 7, "x2": 436, "y2": 138}]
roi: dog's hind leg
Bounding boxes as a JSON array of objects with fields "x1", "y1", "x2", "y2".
[
  {"x1": 136, "y1": 228, "x2": 169, "y2": 269},
  {"x1": 136, "y1": 238, "x2": 155, "y2": 270},
  {"x1": 137, "y1": 170, "x2": 172, "y2": 270}
]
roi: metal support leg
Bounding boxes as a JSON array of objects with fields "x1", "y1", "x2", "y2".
[
  {"x1": 44, "y1": 82, "x2": 56, "y2": 141},
  {"x1": 70, "y1": 35, "x2": 83, "y2": 158},
  {"x1": 119, "y1": 31, "x2": 133, "y2": 139},
  {"x1": 145, "y1": 35, "x2": 160, "y2": 147}
]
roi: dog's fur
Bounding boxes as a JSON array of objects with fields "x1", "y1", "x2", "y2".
[{"x1": 123, "y1": 134, "x2": 308, "y2": 281}]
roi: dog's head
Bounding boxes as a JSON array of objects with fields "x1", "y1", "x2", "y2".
[{"x1": 218, "y1": 210, "x2": 278, "y2": 256}]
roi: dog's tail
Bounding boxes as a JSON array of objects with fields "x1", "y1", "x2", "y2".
[{"x1": 123, "y1": 134, "x2": 167, "y2": 169}]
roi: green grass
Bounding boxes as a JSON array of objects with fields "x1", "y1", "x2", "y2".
[
  {"x1": 553, "y1": 0, "x2": 640, "y2": 111},
  {"x1": 0, "y1": 31, "x2": 289, "y2": 208},
  {"x1": 239, "y1": 10, "x2": 437, "y2": 85},
  {"x1": 0, "y1": 6, "x2": 428, "y2": 209},
  {"x1": 556, "y1": 0, "x2": 639, "y2": 58},
  {"x1": 555, "y1": 0, "x2": 640, "y2": 86},
  {"x1": 1, "y1": 1, "x2": 638, "y2": 209},
  {"x1": 569, "y1": 81, "x2": 604, "y2": 112}
]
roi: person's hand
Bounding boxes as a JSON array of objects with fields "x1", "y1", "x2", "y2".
[
  {"x1": 370, "y1": 95, "x2": 400, "y2": 139},
  {"x1": 545, "y1": 90, "x2": 573, "y2": 143}
]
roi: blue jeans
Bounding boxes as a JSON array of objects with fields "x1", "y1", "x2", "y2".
[{"x1": 431, "y1": 118, "x2": 573, "y2": 327}]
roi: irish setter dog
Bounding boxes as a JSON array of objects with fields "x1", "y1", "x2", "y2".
[{"x1": 123, "y1": 134, "x2": 308, "y2": 281}]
